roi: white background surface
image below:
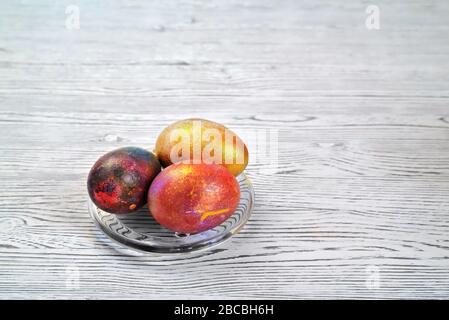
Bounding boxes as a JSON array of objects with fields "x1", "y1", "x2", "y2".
[{"x1": 1, "y1": 0, "x2": 449, "y2": 299}]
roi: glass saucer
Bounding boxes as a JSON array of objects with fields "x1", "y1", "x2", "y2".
[{"x1": 88, "y1": 173, "x2": 254, "y2": 254}]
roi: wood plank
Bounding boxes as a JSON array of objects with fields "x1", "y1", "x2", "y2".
[{"x1": 1, "y1": 0, "x2": 449, "y2": 299}]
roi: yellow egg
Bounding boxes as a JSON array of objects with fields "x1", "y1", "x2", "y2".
[{"x1": 155, "y1": 119, "x2": 249, "y2": 176}]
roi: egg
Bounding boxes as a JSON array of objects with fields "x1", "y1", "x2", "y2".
[
  {"x1": 155, "y1": 118, "x2": 249, "y2": 176},
  {"x1": 148, "y1": 163, "x2": 240, "y2": 234},
  {"x1": 87, "y1": 147, "x2": 161, "y2": 214}
]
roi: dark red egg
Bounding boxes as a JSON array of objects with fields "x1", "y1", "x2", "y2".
[
  {"x1": 148, "y1": 163, "x2": 240, "y2": 234},
  {"x1": 87, "y1": 147, "x2": 161, "y2": 214}
]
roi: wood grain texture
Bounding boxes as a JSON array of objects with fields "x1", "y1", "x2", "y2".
[{"x1": 1, "y1": 0, "x2": 449, "y2": 299}]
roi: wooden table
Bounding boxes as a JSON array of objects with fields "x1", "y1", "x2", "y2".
[{"x1": 1, "y1": 0, "x2": 449, "y2": 299}]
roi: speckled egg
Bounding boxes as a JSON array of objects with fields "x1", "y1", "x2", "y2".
[
  {"x1": 148, "y1": 163, "x2": 240, "y2": 234},
  {"x1": 87, "y1": 147, "x2": 161, "y2": 214}
]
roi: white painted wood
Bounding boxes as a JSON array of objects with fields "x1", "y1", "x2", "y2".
[{"x1": 1, "y1": 0, "x2": 449, "y2": 299}]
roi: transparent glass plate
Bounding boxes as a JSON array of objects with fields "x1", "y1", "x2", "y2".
[{"x1": 88, "y1": 173, "x2": 254, "y2": 254}]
